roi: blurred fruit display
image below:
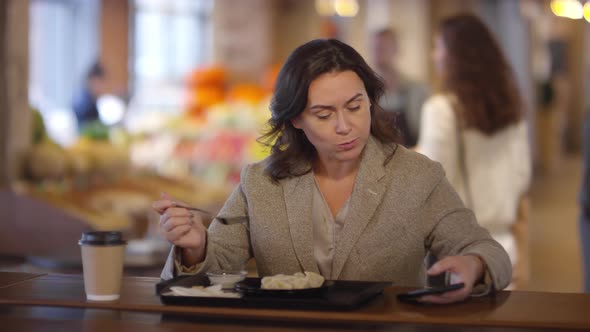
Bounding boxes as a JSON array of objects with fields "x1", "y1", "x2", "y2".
[
  {"x1": 130, "y1": 64, "x2": 276, "y2": 190},
  {"x1": 185, "y1": 66, "x2": 227, "y2": 119},
  {"x1": 17, "y1": 64, "x2": 278, "y2": 244},
  {"x1": 19, "y1": 107, "x2": 225, "y2": 240}
]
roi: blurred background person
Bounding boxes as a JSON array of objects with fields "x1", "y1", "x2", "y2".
[
  {"x1": 73, "y1": 61, "x2": 107, "y2": 130},
  {"x1": 580, "y1": 111, "x2": 590, "y2": 293},
  {"x1": 416, "y1": 14, "x2": 531, "y2": 289},
  {"x1": 372, "y1": 28, "x2": 429, "y2": 148}
]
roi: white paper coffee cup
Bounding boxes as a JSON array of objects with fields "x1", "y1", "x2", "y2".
[{"x1": 79, "y1": 231, "x2": 126, "y2": 301}]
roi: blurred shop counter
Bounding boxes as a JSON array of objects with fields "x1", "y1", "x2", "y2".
[{"x1": 0, "y1": 173, "x2": 229, "y2": 275}]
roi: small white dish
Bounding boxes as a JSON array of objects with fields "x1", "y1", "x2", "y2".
[{"x1": 206, "y1": 270, "x2": 247, "y2": 289}]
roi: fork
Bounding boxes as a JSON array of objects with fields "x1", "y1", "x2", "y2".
[
  {"x1": 172, "y1": 203, "x2": 213, "y2": 216},
  {"x1": 172, "y1": 203, "x2": 244, "y2": 225}
]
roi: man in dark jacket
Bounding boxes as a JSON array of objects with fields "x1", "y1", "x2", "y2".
[{"x1": 73, "y1": 62, "x2": 105, "y2": 128}]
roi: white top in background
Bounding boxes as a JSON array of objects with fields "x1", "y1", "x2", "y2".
[{"x1": 417, "y1": 94, "x2": 531, "y2": 264}]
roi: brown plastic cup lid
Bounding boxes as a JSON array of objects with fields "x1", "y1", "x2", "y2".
[{"x1": 79, "y1": 231, "x2": 126, "y2": 246}]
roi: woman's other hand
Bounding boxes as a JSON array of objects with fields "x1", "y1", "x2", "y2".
[
  {"x1": 420, "y1": 255, "x2": 485, "y2": 304},
  {"x1": 152, "y1": 192, "x2": 207, "y2": 265}
]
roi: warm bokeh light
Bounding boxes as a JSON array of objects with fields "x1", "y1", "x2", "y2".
[
  {"x1": 550, "y1": 0, "x2": 583, "y2": 19},
  {"x1": 315, "y1": 0, "x2": 358, "y2": 17},
  {"x1": 315, "y1": 0, "x2": 336, "y2": 16},
  {"x1": 334, "y1": 0, "x2": 359, "y2": 17},
  {"x1": 584, "y1": 2, "x2": 590, "y2": 22}
]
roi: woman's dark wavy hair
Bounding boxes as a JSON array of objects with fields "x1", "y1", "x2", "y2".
[
  {"x1": 438, "y1": 14, "x2": 522, "y2": 134},
  {"x1": 259, "y1": 39, "x2": 401, "y2": 182}
]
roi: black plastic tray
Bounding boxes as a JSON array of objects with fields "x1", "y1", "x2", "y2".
[{"x1": 156, "y1": 275, "x2": 390, "y2": 311}]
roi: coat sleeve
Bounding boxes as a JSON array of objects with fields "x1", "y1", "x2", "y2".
[
  {"x1": 421, "y1": 163, "x2": 512, "y2": 292},
  {"x1": 160, "y1": 165, "x2": 254, "y2": 280}
]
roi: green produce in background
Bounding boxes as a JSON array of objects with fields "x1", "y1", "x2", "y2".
[
  {"x1": 31, "y1": 107, "x2": 47, "y2": 144},
  {"x1": 80, "y1": 120, "x2": 110, "y2": 141}
]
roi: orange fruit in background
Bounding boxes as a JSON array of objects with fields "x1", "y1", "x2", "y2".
[
  {"x1": 263, "y1": 64, "x2": 282, "y2": 93},
  {"x1": 185, "y1": 86, "x2": 225, "y2": 117},
  {"x1": 186, "y1": 66, "x2": 227, "y2": 88},
  {"x1": 227, "y1": 83, "x2": 266, "y2": 105},
  {"x1": 194, "y1": 86, "x2": 225, "y2": 107}
]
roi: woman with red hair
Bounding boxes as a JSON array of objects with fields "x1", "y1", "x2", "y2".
[{"x1": 417, "y1": 14, "x2": 531, "y2": 288}]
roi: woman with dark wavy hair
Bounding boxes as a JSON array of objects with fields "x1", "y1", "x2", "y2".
[
  {"x1": 259, "y1": 38, "x2": 400, "y2": 181},
  {"x1": 417, "y1": 14, "x2": 531, "y2": 287},
  {"x1": 154, "y1": 38, "x2": 512, "y2": 304}
]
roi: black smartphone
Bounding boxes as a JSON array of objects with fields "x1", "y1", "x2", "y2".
[{"x1": 397, "y1": 282, "x2": 465, "y2": 303}]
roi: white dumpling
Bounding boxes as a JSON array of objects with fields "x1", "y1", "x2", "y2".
[
  {"x1": 262, "y1": 276, "x2": 292, "y2": 290},
  {"x1": 291, "y1": 277, "x2": 309, "y2": 289},
  {"x1": 260, "y1": 271, "x2": 325, "y2": 290},
  {"x1": 305, "y1": 271, "x2": 325, "y2": 288}
]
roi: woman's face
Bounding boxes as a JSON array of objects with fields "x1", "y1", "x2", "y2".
[
  {"x1": 291, "y1": 70, "x2": 372, "y2": 166},
  {"x1": 432, "y1": 35, "x2": 447, "y2": 78}
]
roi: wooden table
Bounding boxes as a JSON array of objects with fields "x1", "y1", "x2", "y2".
[
  {"x1": 0, "y1": 272, "x2": 588, "y2": 331},
  {"x1": 0, "y1": 272, "x2": 45, "y2": 288}
]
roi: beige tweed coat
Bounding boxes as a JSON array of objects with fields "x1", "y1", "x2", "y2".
[{"x1": 161, "y1": 137, "x2": 512, "y2": 289}]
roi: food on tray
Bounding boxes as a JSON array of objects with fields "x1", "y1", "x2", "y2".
[
  {"x1": 167, "y1": 284, "x2": 241, "y2": 298},
  {"x1": 261, "y1": 271, "x2": 325, "y2": 290}
]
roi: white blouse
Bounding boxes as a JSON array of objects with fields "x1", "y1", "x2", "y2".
[
  {"x1": 417, "y1": 94, "x2": 531, "y2": 264},
  {"x1": 312, "y1": 177, "x2": 350, "y2": 280}
]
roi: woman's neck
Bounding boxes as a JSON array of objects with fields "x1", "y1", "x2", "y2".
[{"x1": 314, "y1": 157, "x2": 361, "y2": 181}]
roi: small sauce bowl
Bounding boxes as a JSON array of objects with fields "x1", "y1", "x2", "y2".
[{"x1": 206, "y1": 270, "x2": 247, "y2": 289}]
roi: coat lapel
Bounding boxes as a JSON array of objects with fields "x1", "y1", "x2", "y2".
[
  {"x1": 331, "y1": 137, "x2": 390, "y2": 279},
  {"x1": 283, "y1": 172, "x2": 320, "y2": 274}
]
